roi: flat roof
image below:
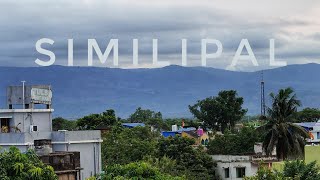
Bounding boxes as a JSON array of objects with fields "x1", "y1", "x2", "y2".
[{"x1": 0, "y1": 109, "x2": 54, "y2": 113}]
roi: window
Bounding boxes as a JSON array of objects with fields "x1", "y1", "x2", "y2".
[
  {"x1": 224, "y1": 167, "x2": 230, "y2": 178},
  {"x1": 317, "y1": 132, "x2": 320, "y2": 139},
  {"x1": 201, "y1": 139, "x2": 205, "y2": 145},
  {"x1": 236, "y1": 167, "x2": 246, "y2": 178},
  {"x1": 1, "y1": 118, "x2": 10, "y2": 133}
]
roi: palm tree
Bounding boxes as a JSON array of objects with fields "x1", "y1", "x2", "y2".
[{"x1": 259, "y1": 87, "x2": 309, "y2": 160}]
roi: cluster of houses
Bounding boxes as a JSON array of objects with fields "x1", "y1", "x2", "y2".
[
  {"x1": 125, "y1": 117, "x2": 320, "y2": 180},
  {"x1": 152, "y1": 115, "x2": 320, "y2": 179},
  {"x1": 162, "y1": 125, "x2": 210, "y2": 146}
]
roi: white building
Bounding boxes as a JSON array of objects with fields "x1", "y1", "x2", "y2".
[
  {"x1": 212, "y1": 155, "x2": 258, "y2": 179},
  {"x1": 212, "y1": 143, "x2": 277, "y2": 179},
  {"x1": 0, "y1": 85, "x2": 102, "y2": 179},
  {"x1": 295, "y1": 122, "x2": 320, "y2": 143}
]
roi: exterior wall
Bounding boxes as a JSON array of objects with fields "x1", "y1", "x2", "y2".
[
  {"x1": 305, "y1": 145, "x2": 320, "y2": 166},
  {"x1": 0, "y1": 132, "x2": 52, "y2": 144},
  {"x1": 212, "y1": 155, "x2": 258, "y2": 180},
  {"x1": 0, "y1": 130, "x2": 102, "y2": 180},
  {"x1": 181, "y1": 132, "x2": 195, "y2": 139},
  {"x1": 199, "y1": 133, "x2": 209, "y2": 145},
  {"x1": 51, "y1": 131, "x2": 102, "y2": 180},
  {"x1": 0, "y1": 109, "x2": 53, "y2": 133},
  {"x1": 0, "y1": 132, "x2": 51, "y2": 152},
  {"x1": 181, "y1": 132, "x2": 209, "y2": 145},
  {"x1": 254, "y1": 143, "x2": 276, "y2": 155},
  {"x1": 67, "y1": 143, "x2": 101, "y2": 179}
]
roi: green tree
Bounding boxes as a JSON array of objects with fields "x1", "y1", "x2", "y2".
[
  {"x1": 77, "y1": 109, "x2": 117, "y2": 130},
  {"x1": 283, "y1": 160, "x2": 320, "y2": 180},
  {"x1": 156, "y1": 137, "x2": 215, "y2": 180},
  {"x1": 0, "y1": 147, "x2": 57, "y2": 180},
  {"x1": 207, "y1": 126, "x2": 263, "y2": 155},
  {"x1": 129, "y1": 107, "x2": 164, "y2": 128},
  {"x1": 102, "y1": 125, "x2": 158, "y2": 166},
  {"x1": 244, "y1": 166, "x2": 285, "y2": 180},
  {"x1": 189, "y1": 90, "x2": 247, "y2": 132},
  {"x1": 283, "y1": 160, "x2": 320, "y2": 179},
  {"x1": 128, "y1": 107, "x2": 167, "y2": 129},
  {"x1": 52, "y1": 117, "x2": 77, "y2": 131},
  {"x1": 294, "y1": 108, "x2": 320, "y2": 122},
  {"x1": 246, "y1": 160, "x2": 320, "y2": 180},
  {"x1": 129, "y1": 107, "x2": 162, "y2": 122},
  {"x1": 100, "y1": 162, "x2": 185, "y2": 180},
  {"x1": 143, "y1": 155, "x2": 179, "y2": 176},
  {"x1": 258, "y1": 88, "x2": 309, "y2": 160}
]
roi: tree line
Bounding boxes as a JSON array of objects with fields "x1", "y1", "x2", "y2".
[{"x1": 51, "y1": 87, "x2": 320, "y2": 179}]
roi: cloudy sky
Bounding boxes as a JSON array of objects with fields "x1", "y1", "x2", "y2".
[{"x1": 0, "y1": 0, "x2": 320, "y2": 71}]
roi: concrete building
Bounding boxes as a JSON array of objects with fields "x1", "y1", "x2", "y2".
[
  {"x1": 212, "y1": 143, "x2": 278, "y2": 179},
  {"x1": 212, "y1": 155, "x2": 258, "y2": 179},
  {"x1": 0, "y1": 85, "x2": 102, "y2": 180},
  {"x1": 296, "y1": 122, "x2": 320, "y2": 143}
]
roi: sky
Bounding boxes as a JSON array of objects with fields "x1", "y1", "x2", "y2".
[{"x1": 0, "y1": 0, "x2": 320, "y2": 71}]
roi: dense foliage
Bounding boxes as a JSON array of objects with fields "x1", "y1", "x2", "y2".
[
  {"x1": 127, "y1": 107, "x2": 174, "y2": 130},
  {"x1": 189, "y1": 90, "x2": 247, "y2": 132},
  {"x1": 100, "y1": 162, "x2": 185, "y2": 180},
  {"x1": 283, "y1": 160, "x2": 320, "y2": 179},
  {"x1": 77, "y1": 109, "x2": 117, "y2": 130},
  {"x1": 245, "y1": 160, "x2": 320, "y2": 180},
  {"x1": 244, "y1": 166, "x2": 285, "y2": 180},
  {"x1": 258, "y1": 88, "x2": 308, "y2": 160},
  {"x1": 129, "y1": 107, "x2": 162, "y2": 123},
  {"x1": 156, "y1": 137, "x2": 215, "y2": 180},
  {"x1": 0, "y1": 147, "x2": 57, "y2": 180},
  {"x1": 53, "y1": 108, "x2": 199, "y2": 132},
  {"x1": 52, "y1": 117, "x2": 77, "y2": 131},
  {"x1": 102, "y1": 125, "x2": 158, "y2": 166},
  {"x1": 101, "y1": 124, "x2": 215, "y2": 179},
  {"x1": 50, "y1": 88, "x2": 319, "y2": 179},
  {"x1": 207, "y1": 126, "x2": 263, "y2": 155},
  {"x1": 293, "y1": 108, "x2": 320, "y2": 122},
  {"x1": 53, "y1": 109, "x2": 118, "y2": 131}
]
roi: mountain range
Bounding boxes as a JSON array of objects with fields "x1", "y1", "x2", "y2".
[{"x1": 0, "y1": 64, "x2": 319, "y2": 119}]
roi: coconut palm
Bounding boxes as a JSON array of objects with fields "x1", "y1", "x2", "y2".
[{"x1": 259, "y1": 87, "x2": 309, "y2": 160}]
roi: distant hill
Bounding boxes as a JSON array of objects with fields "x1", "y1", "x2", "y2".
[{"x1": 0, "y1": 63, "x2": 319, "y2": 119}]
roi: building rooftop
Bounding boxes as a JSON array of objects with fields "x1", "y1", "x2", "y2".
[
  {"x1": 122, "y1": 123, "x2": 145, "y2": 128},
  {"x1": 0, "y1": 109, "x2": 54, "y2": 113},
  {"x1": 295, "y1": 122, "x2": 320, "y2": 128}
]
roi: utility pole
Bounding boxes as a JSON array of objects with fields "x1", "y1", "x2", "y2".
[
  {"x1": 260, "y1": 71, "x2": 265, "y2": 116},
  {"x1": 21, "y1": 81, "x2": 26, "y2": 109}
]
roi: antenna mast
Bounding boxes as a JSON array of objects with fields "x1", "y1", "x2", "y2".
[{"x1": 260, "y1": 71, "x2": 266, "y2": 116}]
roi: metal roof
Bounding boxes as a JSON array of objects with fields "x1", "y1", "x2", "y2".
[
  {"x1": 295, "y1": 122, "x2": 319, "y2": 128},
  {"x1": 122, "y1": 123, "x2": 145, "y2": 128}
]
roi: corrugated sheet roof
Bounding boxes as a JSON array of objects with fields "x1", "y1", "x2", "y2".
[
  {"x1": 122, "y1": 123, "x2": 145, "y2": 127},
  {"x1": 295, "y1": 122, "x2": 319, "y2": 128}
]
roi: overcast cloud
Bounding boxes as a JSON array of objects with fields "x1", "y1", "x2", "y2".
[{"x1": 0, "y1": 0, "x2": 320, "y2": 71}]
